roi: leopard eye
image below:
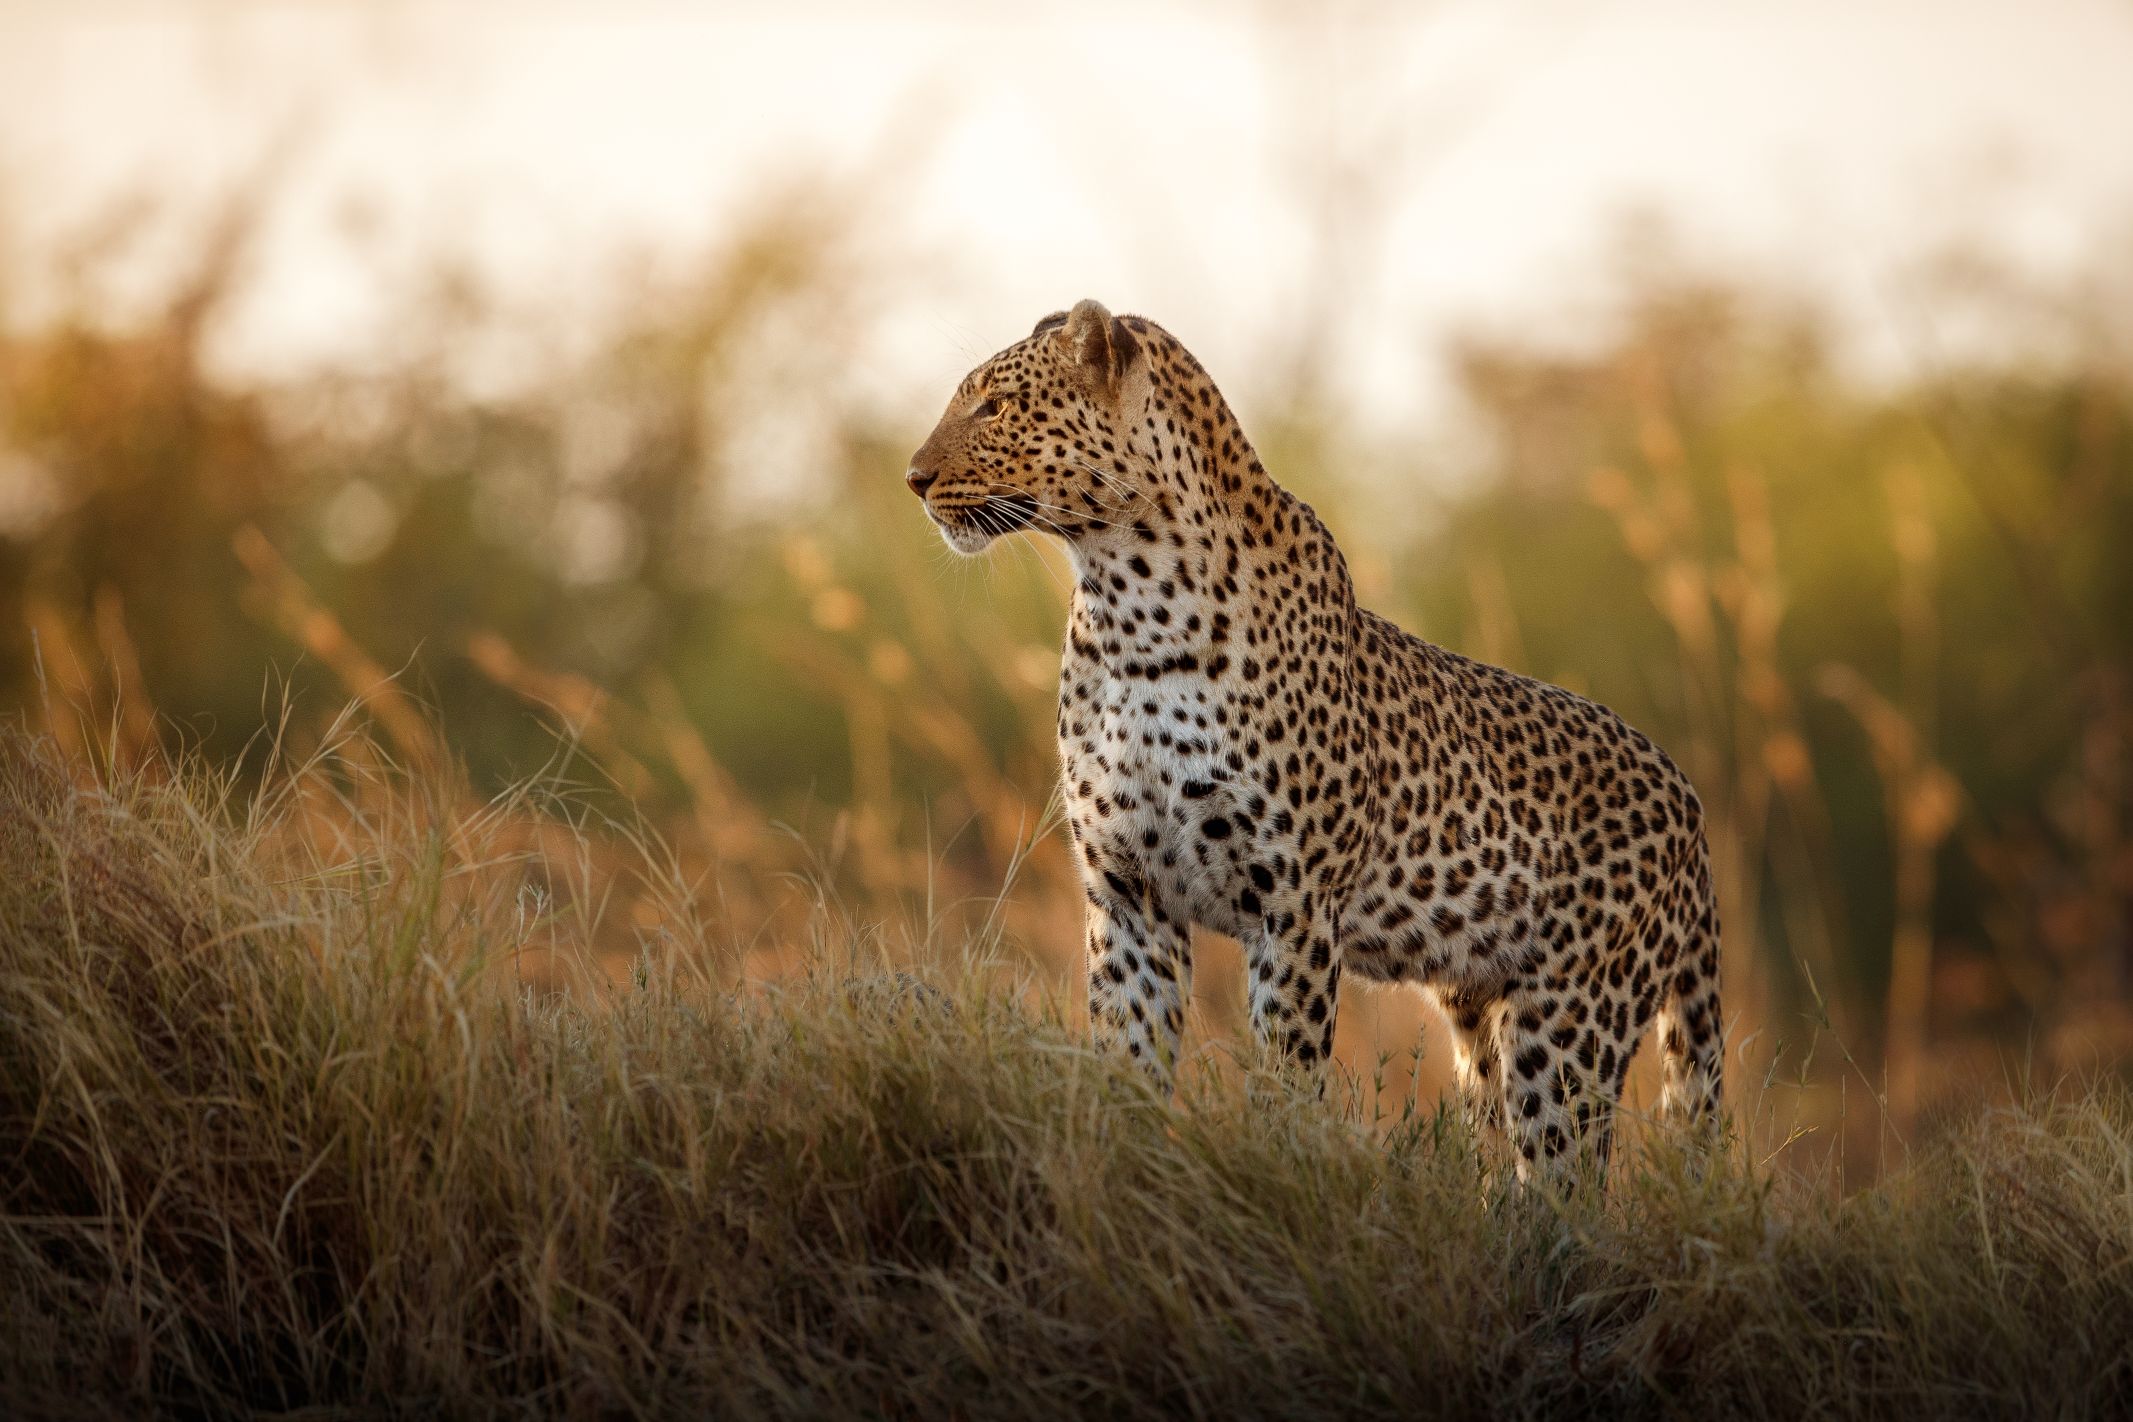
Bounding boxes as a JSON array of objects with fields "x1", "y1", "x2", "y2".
[{"x1": 972, "y1": 397, "x2": 998, "y2": 420}]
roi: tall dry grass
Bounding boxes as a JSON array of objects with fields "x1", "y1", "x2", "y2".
[{"x1": 4, "y1": 725, "x2": 2133, "y2": 1417}]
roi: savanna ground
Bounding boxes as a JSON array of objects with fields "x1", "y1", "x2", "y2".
[
  {"x1": 5, "y1": 727, "x2": 2132, "y2": 1420},
  {"x1": 3, "y1": 170, "x2": 2132, "y2": 1415}
]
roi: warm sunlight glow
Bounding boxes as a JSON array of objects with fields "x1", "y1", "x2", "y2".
[{"x1": 5, "y1": 0, "x2": 2130, "y2": 440}]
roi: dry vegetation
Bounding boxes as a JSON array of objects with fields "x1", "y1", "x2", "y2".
[
  {"x1": 4, "y1": 163, "x2": 2132, "y2": 1413},
  {"x1": 4, "y1": 726, "x2": 2131, "y2": 1419}
]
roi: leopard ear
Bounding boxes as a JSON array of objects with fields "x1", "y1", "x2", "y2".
[
  {"x1": 1031, "y1": 310, "x2": 1069, "y2": 337},
  {"x1": 1060, "y1": 298, "x2": 1138, "y2": 387}
]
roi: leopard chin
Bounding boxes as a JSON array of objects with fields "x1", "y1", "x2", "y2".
[
  {"x1": 935, "y1": 516, "x2": 997, "y2": 556},
  {"x1": 931, "y1": 495, "x2": 1037, "y2": 555}
]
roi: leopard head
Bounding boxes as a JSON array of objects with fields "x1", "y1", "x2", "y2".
[{"x1": 907, "y1": 298, "x2": 1152, "y2": 555}]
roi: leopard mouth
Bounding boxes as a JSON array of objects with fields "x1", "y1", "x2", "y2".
[{"x1": 930, "y1": 493, "x2": 1039, "y2": 554}]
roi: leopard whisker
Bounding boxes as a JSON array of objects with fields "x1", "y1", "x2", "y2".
[{"x1": 978, "y1": 484, "x2": 1126, "y2": 532}]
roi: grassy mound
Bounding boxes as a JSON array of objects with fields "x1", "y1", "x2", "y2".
[{"x1": 2, "y1": 727, "x2": 2129, "y2": 1419}]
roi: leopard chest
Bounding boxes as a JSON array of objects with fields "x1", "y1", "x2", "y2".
[{"x1": 1056, "y1": 650, "x2": 1247, "y2": 923}]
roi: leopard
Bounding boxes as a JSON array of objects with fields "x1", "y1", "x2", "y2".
[{"x1": 906, "y1": 299, "x2": 1723, "y2": 1178}]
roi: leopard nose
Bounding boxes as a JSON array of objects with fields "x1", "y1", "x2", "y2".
[{"x1": 905, "y1": 465, "x2": 938, "y2": 498}]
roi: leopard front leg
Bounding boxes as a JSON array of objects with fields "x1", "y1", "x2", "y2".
[
  {"x1": 1083, "y1": 877, "x2": 1193, "y2": 1093},
  {"x1": 1240, "y1": 903, "x2": 1343, "y2": 1088}
]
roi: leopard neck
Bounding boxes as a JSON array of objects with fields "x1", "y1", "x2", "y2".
[{"x1": 1066, "y1": 382, "x2": 1326, "y2": 661}]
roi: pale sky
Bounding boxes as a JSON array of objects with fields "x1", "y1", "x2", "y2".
[{"x1": 3, "y1": 0, "x2": 2130, "y2": 447}]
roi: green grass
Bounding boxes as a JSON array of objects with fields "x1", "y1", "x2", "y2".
[{"x1": 3, "y1": 725, "x2": 2131, "y2": 1419}]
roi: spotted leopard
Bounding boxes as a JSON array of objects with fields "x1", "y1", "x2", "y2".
[{"x1": 908, "y1": 300, "x2": 1722, "y2": 1176}]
